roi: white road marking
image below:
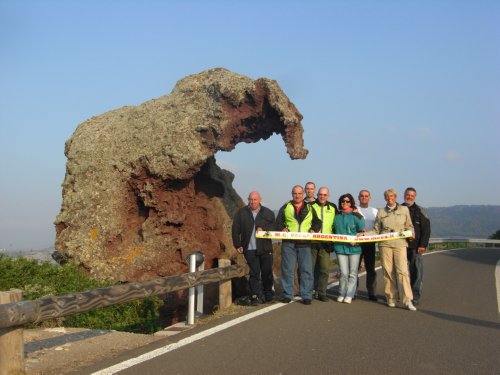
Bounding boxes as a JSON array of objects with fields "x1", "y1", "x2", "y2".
[
  {"x1": 91, "y1": 302, "x2": 285, "y2": 374},
  {"x1": 93, "y1": 248, "x2": 492, "y2": 374}
]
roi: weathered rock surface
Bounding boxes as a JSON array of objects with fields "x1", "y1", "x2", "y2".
[{"x1": 55, "y1": 67, "x2": 307, "y2": 281}]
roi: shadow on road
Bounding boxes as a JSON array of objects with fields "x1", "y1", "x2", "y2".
[{"x1": 419, "y1": 309, "x2": 500, "y2": 330}]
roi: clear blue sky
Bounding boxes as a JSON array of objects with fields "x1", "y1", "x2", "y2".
[{"x1": 1, "y1": 0, "x2": 499, "y2": 250}]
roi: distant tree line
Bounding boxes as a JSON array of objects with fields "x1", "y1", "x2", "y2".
[{"x1": 489, "y1": 229, "x2": 500, "y2": 240}]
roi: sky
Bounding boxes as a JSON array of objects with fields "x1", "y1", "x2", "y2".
[{"x1": 1, "y1": 0, "x2": 499, "y2": 250}]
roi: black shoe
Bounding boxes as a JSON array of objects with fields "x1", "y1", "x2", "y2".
[
  {"x1": 250, "y1": 295, "x2": 263, "y2": 306},
  {"x1": 302, "y1": 299, "x2": 312, "y2": 305},
  {"x1": 318, "y1": 295, "x2": 329, "y2": 302},
  {"x1": 368, "y1": 295, "x2": 378, "y2": 301},
  {"x1": 412, "y1": 299, "x2": 420, "y2": 306},
  {"x1": 313, "y1": 291, "x2": 319, "y2": 300},
  {"x1": 265, "y1": 295, "x2": 275, "y2": 303},
  {"x1": 280, "y1": 297, "x2": 292, "y2": 304}
]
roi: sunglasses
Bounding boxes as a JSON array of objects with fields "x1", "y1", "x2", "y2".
[{"x1": 341, "y1": 199, "x2": 351, "y2": 203}]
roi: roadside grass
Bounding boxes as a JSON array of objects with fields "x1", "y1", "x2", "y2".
[{"x1": 0, "y1": 254, "x2": 162, "y2": 333}]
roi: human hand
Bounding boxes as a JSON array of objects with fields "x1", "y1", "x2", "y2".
[
  {"x1": 417, "y1": 247, "x2": 426, "y2": 254},
  {"x1": 236, "y1": 247, "x2": 244, "y2": 254}
]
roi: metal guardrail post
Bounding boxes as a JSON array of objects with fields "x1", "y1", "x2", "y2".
[
  {"x1": 196, "y1": 261, "x2": 204, "y2": 315},
  {"x1": 187, "y1": 251, "x2": 205, "y2": 325}
]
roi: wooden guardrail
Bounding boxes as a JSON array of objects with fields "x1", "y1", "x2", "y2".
[{"x1": 0, "y1": 261, "x2": 246, "y2": 374}]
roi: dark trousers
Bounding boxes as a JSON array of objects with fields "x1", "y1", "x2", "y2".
[
  {"x1": 244, "y1": 250, "x2": 274, "y2": 299},
  {"x1": 311, "y1": 245, "x2": 331, "y2": 297},
  {"x1": 359, "y1": 242, "x2": 377, "y2": 296},
  {"x1": 406, "y1": 247, "x2": 423, "y2": 301}
]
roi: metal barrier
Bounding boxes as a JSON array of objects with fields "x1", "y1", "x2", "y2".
[{"x1": 428, "y1": 238, "x2": 500, "y2": 250}]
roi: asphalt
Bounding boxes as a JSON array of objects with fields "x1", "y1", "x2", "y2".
[{"x1": 24, "y1": 247, "x2": 500, "y2": 375}]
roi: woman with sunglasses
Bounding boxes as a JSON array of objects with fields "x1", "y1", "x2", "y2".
[{"x1": 333, "y1": 193, "x2": 365, "y2": 304}]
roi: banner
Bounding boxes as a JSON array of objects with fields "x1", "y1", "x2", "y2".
[{"x1": 256, "y1": 230, "x2": 413, "y2": 243}]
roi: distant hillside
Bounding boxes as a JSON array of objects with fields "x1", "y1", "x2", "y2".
[{"x1": 426, "y1": 205, "x2": 500, "y2": 238}]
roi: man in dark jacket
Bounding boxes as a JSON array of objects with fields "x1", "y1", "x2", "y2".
[
  {"x1": 403, "y1": 187, "x2": 431, "y2": 305},
  {"x1": 232, "y1": 191, "x2": 276, "y2": 305}
]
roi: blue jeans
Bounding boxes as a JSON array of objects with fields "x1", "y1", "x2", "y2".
[
  {"x1": 281, "y1": 241, "x2": 313, "y2": 300},
  {"x1": 337, "y1": 253, "x2": 361, "y2": 298},
  {"x1": 407, "y1": 248, "x2": 424, "y2": 301}
]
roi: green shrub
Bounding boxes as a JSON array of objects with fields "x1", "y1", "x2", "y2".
[{"x1": 0, "y1": 254, "x2": 162, "y2": 333}]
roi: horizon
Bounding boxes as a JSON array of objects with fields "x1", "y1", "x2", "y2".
[
  {"x1": 1, "y1": 1, "x2": 499, "y2": 249},
  {"x1": 2, "y1": 203, "x2": 499, "y2": 252}
]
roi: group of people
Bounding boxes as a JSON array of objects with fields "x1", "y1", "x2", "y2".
[{"x1": 231, "y1": 182, "x2": 431, "y2": 311}]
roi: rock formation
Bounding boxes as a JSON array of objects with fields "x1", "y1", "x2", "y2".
[{"x1": 55, "y1": 68, "x2": 307, "y2": 281}]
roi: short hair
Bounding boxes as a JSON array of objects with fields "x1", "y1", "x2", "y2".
[
  {"x1": 384, "y1": 188, "x2": 397, "y2": 198},
  {"x1": 405, "y1": 187, "x2": 417, "y2": 194},
  {"x1": 358, "y1": 189, "x2": 370, "y2": 197},
  {"x1": 248, "y1": 191, "x2": 261, "y2": 200},
  {"x1": 305, "y1": 181, "x2": 316, "y2": 188},
  {"x1": 318, "y1": 186, "x2": 329, "y2": 195}
]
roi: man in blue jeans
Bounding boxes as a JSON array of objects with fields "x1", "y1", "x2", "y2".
[
  {"x1": 403, "y1": 187, "x2": 431, "y2": 305},
  {"x1": 275, "y1": 185, "x2": 321, "y2": 305}
]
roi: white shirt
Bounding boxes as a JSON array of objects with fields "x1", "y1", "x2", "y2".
[{"x1": 358, "y1": 206, "x2": 378, "y2": 231}]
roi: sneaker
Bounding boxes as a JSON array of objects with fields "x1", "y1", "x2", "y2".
[
  {"x1": 280, "y1": 297, "x2": 292, "y2": 304},
  {"x1": 318, "y1": 295, "x2": 329, "y2": 302},
  {"x1": 302, "y1": 299, "x2": 312, "y2": 305},
  {"x1": 312, "y1": 291, "x2": 319, "y2": 300},
  {"x1": 343, "y1": 297, "x2": 352, "y2": 304},
  {"x1": 406, "y1": 302, "x2": 417, "y2": 311},
  {"x1": 337, "y1": 296, "x2": 345, "y2": 303},
  {"x1": 387, "y1": 302, "x2": 396, "y2": 308}
]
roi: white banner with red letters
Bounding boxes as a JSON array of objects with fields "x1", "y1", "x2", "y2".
[{"x1": 256, "y1": 230, "x2": 412, "y2": 243}]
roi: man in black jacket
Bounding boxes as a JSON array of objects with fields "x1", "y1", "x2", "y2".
[
  {"x1": 232, "y1": 191, "x2": 276, "y2": 305},
  {"x1": 403, "y1": 187, "x2": 431, "y2": 305}
]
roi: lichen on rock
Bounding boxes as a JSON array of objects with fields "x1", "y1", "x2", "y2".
[{"x1": 54, "y1": 67, "x2": 307, "y2": 281}]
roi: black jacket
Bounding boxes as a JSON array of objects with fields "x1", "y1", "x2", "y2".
[
  {"x1": 403, "y1": 203, "x2": 431, "y2": 248},
  {"x1": 231, "y1": 205, "x2": 275, "y2": 254}
]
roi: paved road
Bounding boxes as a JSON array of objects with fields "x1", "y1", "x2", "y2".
[{"x1": 82, "y1": 248, "x2": 500, "y2": 375}]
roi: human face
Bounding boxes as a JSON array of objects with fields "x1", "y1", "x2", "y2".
[
  {"x1": 340, "y1": 197, "x2": 352, "y2": 208},
  {"x1": 404, "y1": 190, "x2": 416, "y2": 206},
  {"x1": 248, "y1": 192, "x2": 261, "y2": 211},
  {"x1": 305, "y1": 183, "x2": 316, "y2": 200},
  {"x1": 384, "y1": 192, "x2": 397, "y2": 207},
  {"x1": 358, "y1": 191, "x2": 371, "y2": 207},
  {"x1": 292, "y1": 186, "x2": 305, "y2": 204},
  {"x1": 317, "y1": 188, "x2": 329, "y2": 204}
]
